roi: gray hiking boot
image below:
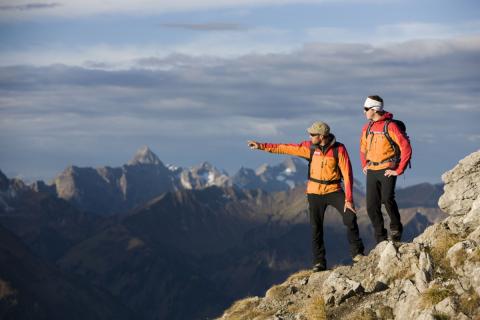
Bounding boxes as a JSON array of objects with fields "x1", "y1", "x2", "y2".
[
  {"x1": 312, "y1": 262, "x2": 327, "y2": 272},
  {"x1": 389, "y1": 230, "x2": 402, "y2": 242}
]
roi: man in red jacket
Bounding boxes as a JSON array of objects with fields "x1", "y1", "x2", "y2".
[
  {"x1": 360, "y1": 95, "x2": 412, "y2": 243},
  {"x1": 248, "y1": 121, "x2": 364, "y2": 271}
]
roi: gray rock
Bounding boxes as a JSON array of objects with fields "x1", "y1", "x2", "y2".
[
  {"x1": 447, "y1": 239, "x2": 478, "y2": 270},
  {"x1": 455, "y1": 312, "x2": 471, "y2": 320},
  {"x1": 321, "y1": 272, "x2": 364, "y2": 306},
  {"x1": 414, "y1": 250, "x2": 433, "y2": 292},
  {"x1": 469, "y1": 265, "x2": 480, "y2": 297},
  {"x1": 438, "y1": 150, "x2": 480, "y2": 216},
  {"x1": 307, "y1": 270, "x2": 330, "y2": 288},
  {"x1": 415, "y1": 311, "x2": 436, "y2": 320},
  {"x1": 434, "y1": 297, "x2": 457, "y2": 317},
  {"x1": 393, "y1": 279, "x2": 421, "y2": 320},
  {"x1": 464, "y1": 194, "x2": 480, "y2": 226},
  {"x1": 378, "y1": 241, "x2": 400, "y2": 275},
  {"x1": 467, "y1": 225, "x2": 480, "y2": 243}
]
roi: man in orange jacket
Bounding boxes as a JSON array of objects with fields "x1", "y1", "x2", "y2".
[
  {"x1": 248, "y1": 121, "x2": 364, "y2": 271},
  {"x1": 360, "y1": 95, "x2": 412, "y2": 243}
]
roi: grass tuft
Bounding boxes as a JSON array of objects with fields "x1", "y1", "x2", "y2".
[
  {"x1": 266, "y1": 284, "x2": 288, "y2": 300},
  {"x1": 220, "y1": 296, "x2": 273, "y2": 320},
  {"x1": 431, "y1": 312, "x2": 450, "y2": 320},
  {"x1": 420, "y1": 284, "x2": 455, "y2": 308},
  {"x1": 286, "y1": 270, "x2": 312, "y2": 283},
  {"x1": 377, "y1": 305, "x2": 394, "y2": 319},
  {"x1": 302, "y1": 295, "x2": 326, "y2": 320},
  {"x1": 426, "y1": 231, "x2": 463, "y2": 281},
  {"x1": 458, "y1": 287, "x2": 480, "y2": 317},
  {"x1": 471, "y1": 247, "x2": 480, "y2": 263},
  {"x1": 349, "y1": 308, "x2": 377, "y2": 320}
]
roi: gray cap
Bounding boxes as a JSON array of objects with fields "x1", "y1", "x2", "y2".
[{"x1": 307, "y1": 121, "x2": 330, "y2": 135}]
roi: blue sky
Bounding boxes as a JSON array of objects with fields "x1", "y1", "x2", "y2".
[{"x1": 0, "y1": 0, "x2": 479, "y2": 187}]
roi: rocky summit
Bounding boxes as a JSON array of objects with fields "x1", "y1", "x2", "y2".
[{"x1": 218, "y1": 150, "x2": 480, "y2": 320}]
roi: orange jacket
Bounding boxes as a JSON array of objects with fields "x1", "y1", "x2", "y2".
[
  {"x1": 360, "y1": 112, "x2": 412, "y2": 174},
  {"x1": 258, "y1": 136, "x2": 354, "y2": 202}
]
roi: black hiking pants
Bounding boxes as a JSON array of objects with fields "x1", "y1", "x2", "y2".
[
  {"x1": 307, "y1": 191, "x2": 364, "y2": 267},
  {"x1": 366, "y1": 169, "x2": 403, "y2": 243}
]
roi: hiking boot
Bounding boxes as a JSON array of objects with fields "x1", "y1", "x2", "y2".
[
  {"x1": 389, "y1": 230, "x2": 402, "y2": 242},
  {"x1": 312, "y1": 263, "x2": 326, "y2": 272}
]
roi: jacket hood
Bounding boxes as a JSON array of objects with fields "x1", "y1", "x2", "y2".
[{"x1": 378, "y1": 112, "x2": 393, "y2": 122}]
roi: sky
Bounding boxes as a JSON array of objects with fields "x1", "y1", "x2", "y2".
[{"x1": 0, "y1": 0, "x2": 479, "y2": 187}]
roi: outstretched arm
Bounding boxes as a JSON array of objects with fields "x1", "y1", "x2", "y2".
[{"x1": 246, "y1": 140, "x2": 311, "y2": 159}]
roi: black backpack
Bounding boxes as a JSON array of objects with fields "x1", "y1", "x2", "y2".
[{"x1": 365, "y1": 119, "x2": 411, "y2": 168}]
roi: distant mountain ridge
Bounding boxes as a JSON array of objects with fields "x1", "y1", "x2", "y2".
[{"x1": 45, "y1": 146, "x2": 333, "y2": 214}]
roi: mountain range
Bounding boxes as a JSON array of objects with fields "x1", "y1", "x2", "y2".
[
  {"x1": 0, "y1": 146, "x2": 447, "y2": 319},
  {"x1": 34, "y1": 146, "x2": 367, "y2": 215}
]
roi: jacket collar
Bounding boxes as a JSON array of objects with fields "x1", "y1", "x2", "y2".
[{"x1": 315, "y1": 134, "x2": 336, "y2": 153}]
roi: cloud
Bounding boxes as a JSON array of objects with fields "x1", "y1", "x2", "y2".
[
  {"x1": 0, "y1": 36, "x2": 479, "y2": 182},
  {"x1": 0, "y1": 0, "x2": 354, "y2": 21},
  {"x1": 3, "y1": 19, "x2": 479, "y2": 68},
  {"x1": 306, "y1": 21, "x2": 480, "y2": 44},
  {"x1": 0, "y1": 0, "x2": 370, "y2": 21},
  {"x1": 0, "y1": 2, "x2": 60, "y2": 11},
  {"x1": 0, "y1": 27, "x2": 298, "y2": 67},
  {"x1": 160, "y1": 22, "x2": 247, "y2": 31},
  {"x1": 375, "y1": 21, "x2": 480, "y2": 42}
]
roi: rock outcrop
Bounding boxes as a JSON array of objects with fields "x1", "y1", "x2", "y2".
[{"x1": 218, "y1": 150, "x2": 480, "y2": 320}]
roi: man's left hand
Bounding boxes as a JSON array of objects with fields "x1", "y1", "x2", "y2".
[
  {"x1": 344, "y1": 201, "x2": 356, "y2": 214},
  {"x1": 384, "y1": 170, "x2": 399, "y2": 177}
]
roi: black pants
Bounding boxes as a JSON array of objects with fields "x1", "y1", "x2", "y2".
[
  {"x1": 366, "y1": 169, "x2": 403, "y2": 243},
  {"x1": 307, "y1": 191, "x2": 364, "y2": 266}
]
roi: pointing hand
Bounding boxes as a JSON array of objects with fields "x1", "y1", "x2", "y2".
[{"x1": 247, "y1": 141, "x2": 259, "y2": 150}]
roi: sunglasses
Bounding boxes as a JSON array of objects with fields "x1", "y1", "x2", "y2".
[
  {"x1": 309, "y1": 133, "x2": 320, "y2": 137},
  {"x1": 364, "y1": 107, "x2": 372, "y2": 112}
]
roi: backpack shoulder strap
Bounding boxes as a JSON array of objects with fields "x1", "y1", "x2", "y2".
[
  {"x1": 332, "y1": 142, "x2": 341, "y2": 177},
  {"x1": 309, "y1": 143, "x2": 316, "y2": 163},
  {"x1": 307, "y1": 143, "x2": 316, "y2": 180},
  {"x1": 333, "y1": 142, "x2": 339, "y2": 163},
  {"x1": 365, "y1": 121, "x2": 374, "y2": 138}
]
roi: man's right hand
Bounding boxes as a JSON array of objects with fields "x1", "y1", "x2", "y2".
[{"x1": 247, "y1": 141, "x2": 259, "y2": 149}]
